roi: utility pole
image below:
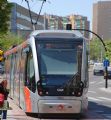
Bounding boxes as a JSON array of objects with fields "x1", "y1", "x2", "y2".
[
  {"x1": 100, "y1": 35, "x2": 103, "y2": 62},
  {"x1": 100, "y1": 43, "x2": 103, "y2": 62},
  {"x1": 105, "y1": 66, "x2": 108, "y2": 88},
  {"x1": 103, "y1": 58, "x2": 110, "y2": 88},
  {"x1": 88, "y1": 38, "x2": 90, "y2": 62}
]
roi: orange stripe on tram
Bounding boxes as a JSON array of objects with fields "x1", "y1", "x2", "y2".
[{"x1": 24, "y1": 86, "x2": 32, "y2": 112}]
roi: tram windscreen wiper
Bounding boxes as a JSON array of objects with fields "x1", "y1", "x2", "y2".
[
  {"x1": 63, "y1": 73, "x2": 84, "y2": 96},
  {"x1": 63, "y1": 73, "x2": 79, "y2": 89}
]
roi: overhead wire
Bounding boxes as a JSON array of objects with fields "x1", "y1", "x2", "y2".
[
  {"x1": 35, "y1": 0, "x2": 46, "y2": 27},
  {"x1": 23, "y1": 0, "x2": 46, "y2": 30}
]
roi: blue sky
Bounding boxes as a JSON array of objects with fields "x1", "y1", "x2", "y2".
[{"x1": 8, "y1": 0, "x2": 101, "y2": 25}]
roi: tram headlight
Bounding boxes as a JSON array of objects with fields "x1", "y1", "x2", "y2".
[
  {"x1": 37, "y1": 81, "x2": 44, "y2": 96},
  {"x1": 77, "y1": 91, "x2": 82, "y2": 96},
  {"x1": 39, "y1": 90, "x2": 43, "y2": 96}
]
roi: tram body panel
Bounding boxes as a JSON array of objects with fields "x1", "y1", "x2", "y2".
[{"x1": 38, "y1": 99, "x2": 82, "y2": 113}]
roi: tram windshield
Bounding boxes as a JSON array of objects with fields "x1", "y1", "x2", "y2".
[{"x1": 36, "y1": 37, "x2": 83, "y2": 85}]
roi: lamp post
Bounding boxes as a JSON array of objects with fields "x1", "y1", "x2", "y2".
[{"x1": 100, "y1": 35, "x2": 103, "y2": 62}]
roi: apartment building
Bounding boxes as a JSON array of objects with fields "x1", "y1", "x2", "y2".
[
  {"x1": 93, "y1": 1, "x2": 111, "y2": 40},
  {"x1": 69, "y1": 15, "x2": 90, "y2": 38},
  {"x1": 10, "y1": 3, "x2": 90, "y2": 39},
  {"x1": 45, "y1": 14, "x2": 63, "y2": 30},
  {"x1": 45, "y1": 14, "x2": 90, "y2": 38},
  {"x1": 10, "y1": 3, "x2": 46, "y2": 38}
]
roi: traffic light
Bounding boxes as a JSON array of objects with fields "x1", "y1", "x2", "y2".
[{"x1": 0, "y1": 49, "x2": 4, "y2": 62}]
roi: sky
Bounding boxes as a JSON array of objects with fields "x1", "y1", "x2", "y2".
[{"x1": 7, "y1": 0, "x2": 103, "y2": 27}]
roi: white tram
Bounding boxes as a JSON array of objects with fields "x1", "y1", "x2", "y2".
[{"x1": 4, "y1": 30, "x2": 89, "y2": 117}]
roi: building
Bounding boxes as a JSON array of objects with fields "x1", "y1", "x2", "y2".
[
  {"x1": 45, "y1": 14, "x2": 90, "y2": 38},
  {"x1": 45, "y1": 14, "x2": 70, "y2": 30},
  {"x1": 93, "y1": 1, "x2": 111, "y2": 40},
  {"x1": 10, "y1": 3, "x2": 46, "y2": 38},
  {"x1": 45, "y1": 14, "x2": 63, "y2": 30},
  {"x1": 62, "y1": 17, "x2": 70, "y2": 30},
  {"x1": 69, "y1": 15, "x2": 90, "y2": 38},
  {"x1": 10, "y1": 3, "x2": 90, "y2": 39}
]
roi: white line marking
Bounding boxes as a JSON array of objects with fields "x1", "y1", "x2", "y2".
[
  {"x1": 90, "y1": 81, "x2": 96, "y2": 84},
  {"x1": 98, "y1": 97, "x2": 111, "y2": 101},
  {"x1": 94, "y1": 110, "x2": 104, "y2": 113},
  {"x1": 88, "y1": 91, "x2": 96, "y2": 93},
  {"x1": 88, "y1": 97, "x2": 103, "y2": 101}
]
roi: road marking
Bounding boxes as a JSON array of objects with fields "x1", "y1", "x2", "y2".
[
  {"x1": 90, "y1": 81, "x2": 96, "y2": 84},
  {"x1": 100, "y1": 87, "x2": 111, "y2": 93},
  {"x1": 98, "y1": 97, "x2": 111, "y2": 101},
  {"x1": 88, "y1": 97, "x2": 103, "y2": 101},
  {"x1": 94, "y1": 110, "x2": 104, "y2": 113},
  {"x1": 88, "y1": 91, "x2": 96, "y2": 93},
  {"x1": 97, "y1": 81, "x2": 104, "y2": 84}
]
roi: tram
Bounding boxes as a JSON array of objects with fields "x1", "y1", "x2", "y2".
[{"x1": 4, "y1": 30, "x2": 89, "y2": 117}]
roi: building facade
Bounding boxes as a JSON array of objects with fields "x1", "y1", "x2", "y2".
[
  {"x1": 45, "y1": 14, "x2": 64, "y2": 30},
  {"x1": 45, "y1": 14, "x2": 90, "y2": 38},
  {"x1": 69, "y1": 15, "x2": 90, "y2": 38},
  {"x1": 93, "y1": 1, "x2": 111, "y2": 40},
  {"x1": 10, "y1": 3, "x2": 90, "y2": 39},
  {"x1": 10, "y1": 3, "x2": 46, "y2": 38}
]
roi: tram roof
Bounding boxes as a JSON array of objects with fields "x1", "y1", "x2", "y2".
[{"x1": 29, "y1": 30, "x2": 83, "y2": 38}]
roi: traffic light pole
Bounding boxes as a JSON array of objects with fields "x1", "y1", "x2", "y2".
[{"x1": 105, "y1": 66, "x2": 108, "y2": 88}]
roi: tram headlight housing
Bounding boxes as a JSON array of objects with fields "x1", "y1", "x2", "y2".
[{"x1": 37, "y1": 81, "x2": 44, "y2": 96}]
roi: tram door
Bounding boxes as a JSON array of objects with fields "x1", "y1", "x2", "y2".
[
  {"x1": 10, "y1": 54, "x2": 16, "y2": 99},
  {"x1": 14, "y1": 52, "x2": 20, "y2": 105},
  {"x1": 19, "y1": 49, "x2": 27, "y2": 109}
]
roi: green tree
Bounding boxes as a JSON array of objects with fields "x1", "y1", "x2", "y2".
[
  {"x1": 104, "y1": 40, "x2": 111, "y2": 62},
  {"x1": 0, "y1": 32, "x2": 23, "y2": 51},
  {"x1": 90, "y1": 37, "x2": 105, "y2": 61},
  {"x1": 0, "y1": 0, "x2": 12, "y2": 33}
]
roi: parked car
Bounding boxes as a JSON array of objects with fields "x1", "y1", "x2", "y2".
[
  {"x1": 104, "y1": 66, "x2": 111, "y2": 79},
  {"x1": 93, "y1": 62, "x2": 104, "y2": 75}
]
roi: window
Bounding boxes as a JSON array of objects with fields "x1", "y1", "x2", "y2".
[{"x1": 25, "y1": 47, "x2": 36, "y2": 93}]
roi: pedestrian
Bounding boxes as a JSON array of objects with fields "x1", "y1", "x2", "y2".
[{"x1": 0, "y1": 80, "x2": 9, "y2": 119}]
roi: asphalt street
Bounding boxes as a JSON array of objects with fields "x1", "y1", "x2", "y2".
[{"x1": 87, "y1": 66, "x2": 111, "y2": 119}]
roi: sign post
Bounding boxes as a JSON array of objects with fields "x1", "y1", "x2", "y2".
[
  {"x1": 105, "y1": 66, "x2": 108, "y2": 88},
  {"x1": 103, "y1": 58, "x2": 110, "y2": 88}
]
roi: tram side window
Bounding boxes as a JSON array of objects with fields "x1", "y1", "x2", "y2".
[{"x1": 26, "y1": 48, "x2": 36, "y2": 93}]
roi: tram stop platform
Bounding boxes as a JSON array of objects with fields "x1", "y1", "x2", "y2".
[{"x1": 6, "y1": 98, "x2": 37, "y2": 120}]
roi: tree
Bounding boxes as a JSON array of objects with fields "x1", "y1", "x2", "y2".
[
  {"x1": 90, "y1": 37, "x2": 105, "y2": 61},
  {"x1": 0, "y1": 32, "x2": 23, "y2": 51},
  {"x1": 0, "y1": 0, "x2": 12, "y2": 33},
  {"x1": 104, "y1": 40, "x2": 111, "y2": 62}
]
